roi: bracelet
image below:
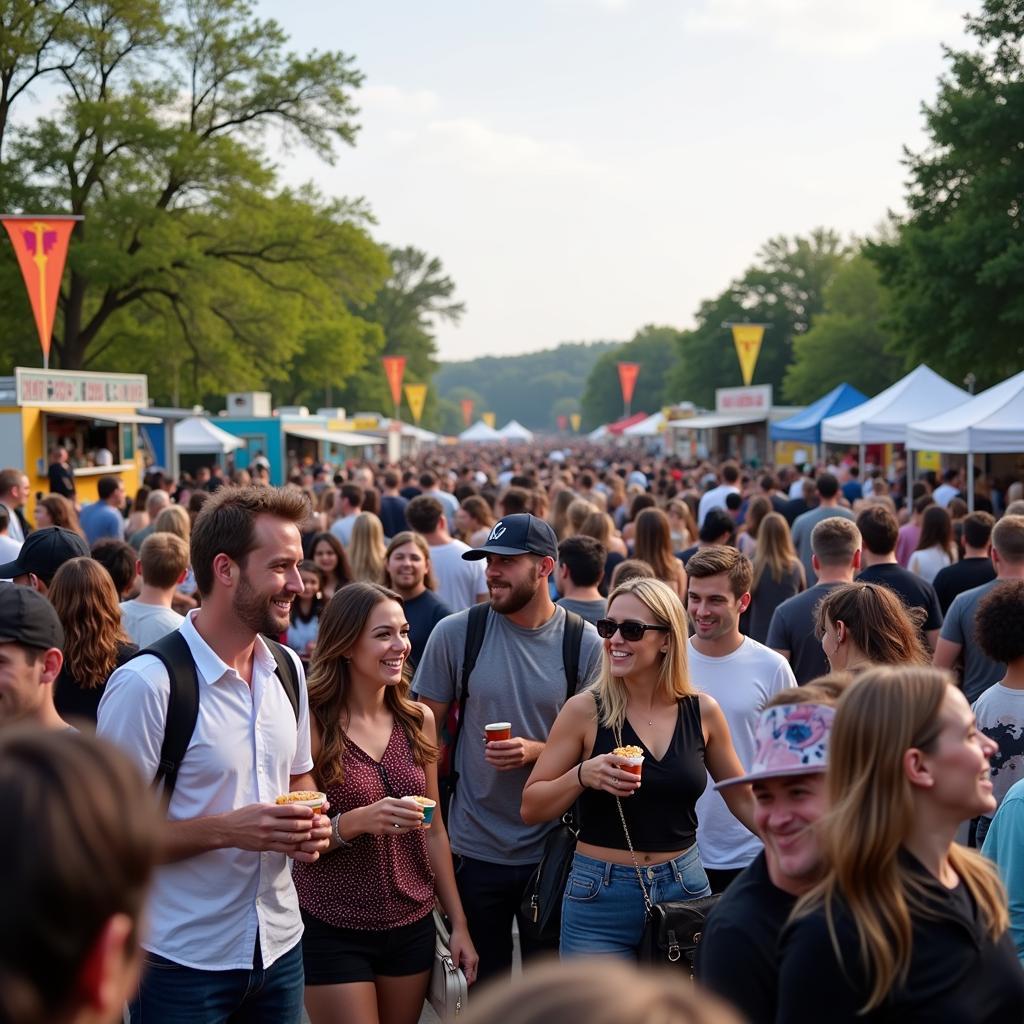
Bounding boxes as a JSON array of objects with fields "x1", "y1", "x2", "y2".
[
  {"x1": 331, "y1": 814, "x2": 352, "y2": 849},
  {"x1": 577, "y1": 762, "x2": 585, "y2": 788}
]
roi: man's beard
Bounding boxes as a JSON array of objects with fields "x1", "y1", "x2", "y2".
[
  {"x1": 234, "y1": 573, "x2": 290, "y2": 635},
  {"x1": 489, "y1": 564, "x2": 541, "y2": 615}
]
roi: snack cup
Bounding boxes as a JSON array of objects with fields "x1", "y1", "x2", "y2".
[
  {"x1": 403, "y1": 795, "x2": 437, "y2": 827},
  {"x1": 485, "y1": 722, "x2": 512, "y2": 743},
  {"x1": 617, "y1": 755, "x2": 644, "y2": 779},
  {"x1": 276, "y1": 791, "x2": 326, "y2": 813}
]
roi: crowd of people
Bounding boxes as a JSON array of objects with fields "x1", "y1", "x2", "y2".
[{"x1": 3, "y1": 443, "x2": 1024, "y2": 1024}]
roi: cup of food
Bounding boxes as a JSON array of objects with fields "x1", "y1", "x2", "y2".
[
  {"x1": 485, "y1": 721, "x2": 512, "y2": 743},
  {"x1": 612, "y1": 745, "x2": 644, "y2": 779},
  {"x1": 403, "y1": 795, "x2": 437, "y2": 827},
  {"x1": 276, "y1": 790, "x2": 327, "y2": 813}
]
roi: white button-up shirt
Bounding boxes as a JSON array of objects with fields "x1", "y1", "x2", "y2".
[{"x1": 97, "y1": 611, "x2": 313, "y2": 970}]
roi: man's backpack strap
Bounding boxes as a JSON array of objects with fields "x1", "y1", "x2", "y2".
[
  {"x1": 145, "y1": 631, "x2": 200, "y2": 803},
  {"x1": 447, "y1": 603, "x2": 491, "y2": 797},
  {"x1": 561, "y1": 609, "x2": 586, "y2": 702},
  {"x1": 263, "y1": 636, "x2": 301, "y2": 723}
]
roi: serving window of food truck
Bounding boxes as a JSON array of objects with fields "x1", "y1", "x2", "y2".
[{"x1": 0, "y1": 367, "x2": 157, "y2": 508}]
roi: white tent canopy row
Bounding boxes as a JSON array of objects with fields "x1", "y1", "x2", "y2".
[
  {"x1": 174, "y1": 416, "x2": 245, "y2": 454},
  {"x1": 459, "y1": 420, "x2": 502, "y2": 442},
  {"x1": 497, "y1": 419, "x2": 534, "y2": 442}
]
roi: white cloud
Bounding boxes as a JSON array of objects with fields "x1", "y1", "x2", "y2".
[
  {"x1": 683, "y1": 0, "x2": 965, "y2": 56},
  {"x1": 361, "y1": 84, "x2": 440, "y2": 116}
]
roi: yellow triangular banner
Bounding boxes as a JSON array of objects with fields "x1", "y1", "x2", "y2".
[
  {"x1": 570, "y1": 413, "x2": 581, "y2": 432},
  {"x1": 482, "y1": 411, "x2": 496, "y2": 429},
  {"x1": 404, "y1": 383, "x2": 427, "y2": 424},
  {"x1": 731, "y1": 324, "x2": 765, "y2": 386}
]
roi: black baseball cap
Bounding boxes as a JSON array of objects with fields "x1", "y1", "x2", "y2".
[
  {"x1": 0, "y1": 585, "x2": 65, "y2": 650},
  {"x1": 0, "y1": 527, "x2": 90, "y2": 584},
  {"x1": 462, "y1": 513, "x2": 558, "y2": 561}
]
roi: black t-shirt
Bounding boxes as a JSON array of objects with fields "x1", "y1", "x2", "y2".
[
  {"x1": 678, "y1": 544, "x2": 699, "y2": 566},
  {"x1": 781, "y1": 498, "x2": 811, "y2": 525},
  {"x1": 856, "y1": 562, "x2": 944, "y2": 632},
  {"x1": 696, "y1": 852, "x2": 795, "y2": 1024},
  {"x1": 378, "y1": 494, "x2": 409, "y2": 538},
  {"x1": 765, "y1": 581, "x2": 842, "y2": 684},
  {"x1": 932, "y1": 557, "x2": 997, "y2": 615},
  {"x1": 399, "y1": 486, "x2": 422, "y2": 502},
  {"x1": 47, "y1": 461, "x2": 76, "y2": 498},
  {"x1": 54, "y1": 641, "x2": 138, "y2": 726},
  {"x1": 403, "y1": 589, "x2": 450, "y2": 669}
]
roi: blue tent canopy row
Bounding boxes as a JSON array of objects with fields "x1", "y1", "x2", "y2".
[{"x1": 769, "y1": 383, "x2": 867, "y2": 445}]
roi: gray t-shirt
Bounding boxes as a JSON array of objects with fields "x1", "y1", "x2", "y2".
[
  {"x1": 790, "y1": 508, "x2": 856, "y2": 583},
  {"x1": 412, "y1": 604, "x2": 603, "y2": 865},
  {"x1": 555, "y1": 596, "x2": 607, "y2": 625},
  {"x1": 766, "y1": 582, "x2": 842, "y2": 685},
  {"x1": 973, "y1": 684, "x2": 1024, "y2": 810},
  {"x1": 119, "y1": 599, "x2": 185, "y2": 648},
  {"x1": 941, "y1": 580, "x2": 1005, "y2": 702}
]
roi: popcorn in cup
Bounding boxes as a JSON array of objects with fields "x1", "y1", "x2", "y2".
[
  {"x1": 485, "y1": 722, "x2": 512, "y2": 743},
  {"x1": 275, "y1": 790, "x2": 327, "y2": 813},
  {"x1": 403, "y1": 795, "x2": 437, "y2": 827},
  {"x1": 612, "y1": 745, "x2": 644, "y2": 779}
]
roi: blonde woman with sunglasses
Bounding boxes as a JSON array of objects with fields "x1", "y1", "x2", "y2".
[{"x1": 522, "y1": 577, "x2": 755, "y2": 958}]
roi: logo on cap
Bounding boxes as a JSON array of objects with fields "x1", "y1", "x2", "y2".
[{"x1": 489, "y1": 523, "x2": 507, "y2": 541}]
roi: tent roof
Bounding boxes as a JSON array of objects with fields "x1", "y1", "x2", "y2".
[
  {"x1": 820, "y1": 365, "x2": 969, "y2": 445},
  {"x1": 623, "y1": 412, "x2": 664, "y2": 437},
  {"x1": 606, "y1": 411, "x2": 649, "y2": 436},
  {"x1": 497, "y1": 419, "x2": 534, "y2": 441},
  {"x1": 284, "y1": 424, "x2": 384, "y2": 448},
  {"x1": 173, "y1": 416, "x2": 246, "y2": 454},
  {"x1": 459, "y1": 420, "x2": 502, "y2": 442},
  {"x1": 667, "y1": 411, "x2": 770, "y2": 431},
  {"x1": 770, "y1": 383, "x2": 867, "y2": 444},
  {"x1": 906, "y1": 369, "x2": 1024, "y2": 453}
]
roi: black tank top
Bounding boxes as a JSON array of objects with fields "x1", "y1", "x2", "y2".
[{"x1": 577, "y1": 695, "x2": 706, "y2": 852}]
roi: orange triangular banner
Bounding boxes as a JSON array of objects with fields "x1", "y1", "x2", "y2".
[
  {"x1": 2, "y1": 214, "x2": 81, "y2": 366},
  {"x1": 381, "y1": 355, "x2": 406, "y2": 407},
  {"x1": 460, "y1": 399, "x2": 474, "y2": 427},
  {"x1": 617, "y1": 362, "x2": 640, "y2": 406}
]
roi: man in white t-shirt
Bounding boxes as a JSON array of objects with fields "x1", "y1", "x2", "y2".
[
  {"x1": 328, "y1": 483, "x2": 363, "y2": 546},
  {"x1": 698, "y1": 462, "x2": 741, "y2": 527},
  {"x1": 686, "y1": 545, "x2": 797, "y2": 893},
  {"x1": 98, "y1": 486, "x2": 330, "y2": 1022},
  {"x1": 407, "y1": 494, "x2": 487, "y2": 611},
  {"x1": 119, "y1": 532, "x2": 189, "y2": 647}
]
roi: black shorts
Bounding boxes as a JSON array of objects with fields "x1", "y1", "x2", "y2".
[{"x1": 301, "y1": 909, "x2": 435, "y2": 985}]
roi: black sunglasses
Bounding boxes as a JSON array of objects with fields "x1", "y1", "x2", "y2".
[{"x1": 596, "y1": 618, "x2": 671, "y2": 642}]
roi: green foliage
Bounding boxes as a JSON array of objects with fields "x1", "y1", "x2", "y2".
[
  {"x1": 579, "y1": 325, "x2": 681, "y2": 430},
  {"x1": 668, "y1": 229, "x2": 850, "y2": 409},
  {"x1": 435, "y1": 341, "x2": 618, "y2": 430},
  {"x1": 867, "y1": 0, "x2": 1024, "y2": 387},
  {"x1": 0, "y1": 0, "x2": 392, "y2": 407},
  {"x1": 783, "y1": 254, "x2": 906, "y2": 403}
]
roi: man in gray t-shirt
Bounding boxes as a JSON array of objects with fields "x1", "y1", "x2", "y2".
[{"x1": 413, "y1": 514, "x2": 602, "y2": 984}]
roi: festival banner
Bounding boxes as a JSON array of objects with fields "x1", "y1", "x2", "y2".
[
  {"x1": 729, "y1": 324, "x2": 766, "y2": 386},
  {"x1": 570, "y1": 412, "x2": 581, "y2": 432},
  {"x1": 617, "y1": 362, "x2": 640, "y2": 414},
  {"x1": 381, "y1": 355, "x2": 406, "y2": 409},
  {"x1": 556, "y1": 414, "x2": 568, "y2": 431},
  {"x1": 460, "y1": 398, "x2": 474, "y2": 427},
  {"x1": 404, "y1": 383, "x2": 428, "y2": 424},
  {"x1": 482, "y1": 411, "x2": 496, "y2": 429},
  {"x1": 1, "y1": 214, "x2": 82, "y2": 368}
]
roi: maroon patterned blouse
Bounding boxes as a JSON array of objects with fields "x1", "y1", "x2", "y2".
[{"x1": 293, "y1": 721, "x2": 435, "y2": 930}]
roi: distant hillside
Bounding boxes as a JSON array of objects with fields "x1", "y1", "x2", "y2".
[{"x1": 435, "y1": 340, "x2": 621, "y2": 429}]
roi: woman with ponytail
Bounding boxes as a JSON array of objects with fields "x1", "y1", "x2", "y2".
[{"x1": 776, "y1": 665, "x2": 1024, "y2": 1021}]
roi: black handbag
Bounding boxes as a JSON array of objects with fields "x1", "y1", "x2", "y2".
[
  {"x1": 518, "y1": 811, "x2": 578, "y2": 944},
  {"x1": 612, "y1": 724, "x2": 718, "y2": 975}
]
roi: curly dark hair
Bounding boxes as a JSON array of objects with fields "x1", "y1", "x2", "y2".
[{"x1": 974, "y1": 580, "x2": 1024, "y2": 666}]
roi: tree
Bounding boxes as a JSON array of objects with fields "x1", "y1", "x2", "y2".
[
  {"x1": 783, "y1": 254, "x2": 905, "y2": 403},
  {"x1": 867, "y1": 0, "x2": 1024, "y2": 386},
  {"x1": 667, "y1": 229, "x2": 850, "y2": 409},
  {"x1": 0, "y1": 0, "x2": 390, "y2": 405},
  {"x1": 580, "y1": 325, "x2": 681, "y2": 430}
]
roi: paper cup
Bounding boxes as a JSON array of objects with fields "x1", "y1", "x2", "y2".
[
  {"x1": 485, "y1": 722, "x2": 511, "y2": 742},
  {"x1": 617, "y1": 756, "x2": 644, "y2": 778},
  {"x1": 403, "y1": 795, "x2": 437, "y2": 826},
  {"x1": 275, "y1": 791, "x2": 326, "y2": 813}
]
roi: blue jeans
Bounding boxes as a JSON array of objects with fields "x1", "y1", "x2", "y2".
[
  {"x1": 560, "y1": 847, "x2": 711, "y2": 958},
  {"x1": 129, "y1": 937, "x2": 304, "y2": 1024}
]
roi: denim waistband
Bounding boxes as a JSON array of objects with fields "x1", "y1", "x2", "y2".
[{"x1": 572, "y1": 845, "x2": 699, "y2": 887}]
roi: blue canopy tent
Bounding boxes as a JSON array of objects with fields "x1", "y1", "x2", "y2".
[{"x1": 770, "y1": 383, "x2": 867, "y2": 446}]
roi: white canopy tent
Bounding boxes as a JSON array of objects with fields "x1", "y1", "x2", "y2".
[
  {"x1": 623, "y1": 411, "x2": 664, "y2": 437},
  {"x1": 587, "y1": 425, "x2": 608, "y2": 442},
  {"x1": 906, "y1": 369, "x2": 1024, "y2": 509},
  {"x1": 497, "y1": 419, "x2": 534, "y2": 442},
  {"x1": 459, "y1": 420, "x2": 502, "y2": 442},
  {"x1": 174, "y1": 416, "x2": 245, "y2": 454}
]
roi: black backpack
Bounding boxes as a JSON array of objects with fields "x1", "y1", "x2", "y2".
[
  {"x1": 440, "y1": 604, "x2": 586, "y2": 818},
  {"x1": 137, "y1": 630, "x2": 301, "y2": 801}
]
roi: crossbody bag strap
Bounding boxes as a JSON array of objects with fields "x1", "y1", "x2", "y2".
[{"x1": 613, "y1": 721, "x2": 653, "y2": 917}]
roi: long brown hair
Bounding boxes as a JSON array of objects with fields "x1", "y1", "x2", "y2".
[
  {"x1": 36, "y1": 493, "x2": 85, "y2": 538},
  {"x1": 752, "y1": 511, "x2": 804, "y2": 589},
  {"x1": 384, "y1": 531, "x2": 437, "y2": 591},
  {"x1": 348, "y1": 512, "x2": 386, "y2": 584},
  {"x1": 48, "y1": 556, "x2": 130, "y2": 689},
  {"x1": 632, "y1": 507, "x2": 682, "y2": 585},
  {"x1": 307, "y1": 582, "x2": 437, "y2": 788},
  {"x1": 796, "y1": 666, "x2": 1009, "y2": 1011}
]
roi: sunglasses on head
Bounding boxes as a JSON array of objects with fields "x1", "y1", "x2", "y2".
[{"x1": 596, "y1": 618, "x2": 670, "y2": 642}]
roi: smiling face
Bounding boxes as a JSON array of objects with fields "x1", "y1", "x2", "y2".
[
  {"x1": 753, "y1": 774, "x2": 828, "y2": 895},
  {"x1": 914, "y1": 686, "x2": 999, "y2": 822},
  {"x1": 387, "y1": 541, "x2": 428, "y2": 597},
  {"x1": 346, "y1": 598, "x2": 411, "y2": 688},
  {"x1": 485, "y1": 553, "x2": 546, "y2": 615},
  {"x1": 231, "y1": 516, "x2": 304, "y2": 635},
  {"x1": 313, "y1": 540, "x2": 338, "y2": 576},
  {"x1": 603, "y1": 591, "x2": 669, "y2": 683},
  {"x1": 299, "y1": 569, "x2": 320, "y2": 601},
  {"x1": 687, "y1": 572, "x2": 748, "y2": 643}
]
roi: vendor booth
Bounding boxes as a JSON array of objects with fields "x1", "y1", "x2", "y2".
[
  {"x1": 173, "y1": 416, "x2": 245, "y2": 476},
  {"x1": 0, "y1": 367, "x2": 156, "y2": 507},
  {"x1": 770, "y1": 383, "x2": 867, "y2": 464}
]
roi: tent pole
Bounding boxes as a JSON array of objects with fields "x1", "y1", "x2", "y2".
[
  {"x1": 858, "y1": 443, "x2": 866, "y2": 472},
  {"x1": 967, "y1": 450, "x2": 975, "y2": 512},
  {"x1": 906, "y1": 448, "x2": 914, "y2": 508}
]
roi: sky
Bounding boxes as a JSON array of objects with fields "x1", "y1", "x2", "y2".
[{"x1": 265, "y1": 0, "x2": 976, "y2": 363}]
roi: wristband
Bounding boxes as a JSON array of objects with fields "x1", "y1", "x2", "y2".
[
  {"x1": 577, "y1": 762, "x2": 585, "y2": 788},
  {"x1": 331, "y1": 813, "x2": 353, "y2": 848}
]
